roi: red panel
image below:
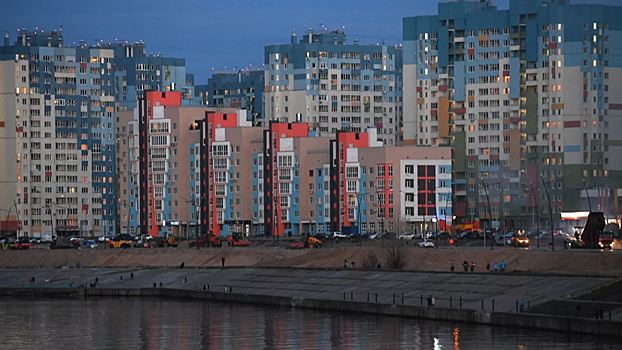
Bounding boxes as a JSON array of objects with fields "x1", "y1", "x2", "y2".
[
  {"x1": 454, "y1": 108, "x2": 466, "y2": 114},
  {"x1": 549, "y1": 43, "x2": 558, "y2": 49},
  {"x1": 468, "y1": 49, "x2": 474, "y2": 55},
  {"x1": 564, "y1": 121, "x2": 580, "y2": 128},
  {"x1": 439, "y1": 85, "x2": 449, "y2": 91},
  {"x1": 456, "y1": 203, "x2": 467, "y2": 217},
  {"x1": 80, "y1": 63, "x2": 86, "y2": 69},
  {"x1": 416, "y1": 87, "x2": 422, "y2": 93},
  {"x1": 0, "y1": 121, "x2": 4, "y2": 128},
  {"x1": 468, "y1": 156, "x2": 476, "y2": 161},
  {"x1": 552, "y1": 141, "x2": 556, "y2": 148},
  {"x1": 374, "y1": 123, "x2": 383, "y2": 128},
  {"x1": 503, "y1": 71, "x2": 510, "y2": 77},
  {"x1": 552, "y1": 67, "x2": 556, "y2": 75},
  {"x1": 609, "y1": 104, "x2": 622, "y2": 110},
  {"x1": 431, "y1": 110, "x2": 438, "y2": 115},
  {"x1": 45, "y1": 171, "x2": 52, "y2": 177},
  {"x1": 82, "y1": 204, "x2": 89, "y2": 211},
  {"x1": 0, "y1": 220, "x2": 20, "y2": 231},
  {"x1": 510, "y1": 117, "x2": 520, "y2": 123},
  {"x1": 490, "y1": 155, "x2": 499, "y2": 160}
]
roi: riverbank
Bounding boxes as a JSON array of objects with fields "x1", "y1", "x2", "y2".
[
  {"x1": 2, "y1": 284, "x2": 621, "y2": 338},
  {"x1": 2, "y1": 246, "x2": 622, "y2": 276}
]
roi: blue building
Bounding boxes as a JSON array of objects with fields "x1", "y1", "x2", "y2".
[
  {"x1": 195, "y1": 69, "x2": 265, "y2": 125},
  {"x1": 264, "y1": 29, "x2": 404, "y2": 145},
  {"x1": 0, "y1": 29, "x2": 117, "y2": 238},
  {"x1": 110, "y1": 42, "x2": 192, "y2": 111},
  {"x1": 402, "y1": 0, "x2": 622, "y2": 229}
]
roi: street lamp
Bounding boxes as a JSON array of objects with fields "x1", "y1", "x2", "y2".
[
  {"x1": 529, "y1": 182, "x2": 540, "y2": 248},
  {"x1": 540, "y1": 174, "x2": 555, "y2": 251}
]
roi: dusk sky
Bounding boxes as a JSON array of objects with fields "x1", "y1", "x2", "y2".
[{"x1": 3, "y1": 0, "x2": 619, "y2": 83}]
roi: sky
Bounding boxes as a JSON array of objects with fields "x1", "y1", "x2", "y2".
[{"x1": 2, "y1": 0, "x2": 619, "y2": 83}]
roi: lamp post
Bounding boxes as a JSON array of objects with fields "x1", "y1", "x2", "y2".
[
  {"x1": 583, "y1": 179, "x2": 593, "y2": 212},
  {"x1": 541, "y1": 174, "x2": 554, "y2": 251},
  {"x1": 529, "y1": 182, "x2": 540, "y2": 248},
  {"x1": 481, "y1": 180, "x2": 493, "y2": 250}
]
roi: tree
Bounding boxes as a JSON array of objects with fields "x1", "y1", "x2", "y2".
[
  {"x1": 385, "y1": 246, "x2": 407, "y2": 270},
  {"x1": 362, "y1": 251, "x2": 380, "y2": 268}
]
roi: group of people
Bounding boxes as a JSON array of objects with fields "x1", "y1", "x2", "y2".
[
  {"x1": 28, "y1": 276, "x2": 36, "y2": 284},
  {"x1": 450, "y1": 260, "x2": 507, "y2": 273}
]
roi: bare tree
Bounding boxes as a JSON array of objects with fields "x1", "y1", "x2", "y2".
[
  {"x1": 362, "y1": 251, "x2": 380, "y2": 268},
  {"x1": 385, "y1": 246, "x2": 407, "y2": 270}
]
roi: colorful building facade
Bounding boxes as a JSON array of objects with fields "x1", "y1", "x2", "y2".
[{"x1": 403, "y1": 0, "x2": 622, "y2": 229}]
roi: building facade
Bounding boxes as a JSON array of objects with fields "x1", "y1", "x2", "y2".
[
  {"x1": 331, "y1": 129, "x2": 452, "y2": 234},
  {"x1": 116, "y1": 91, "x2": 236, "y2": 238},
  {"x1": 111, "y1": 42, "x2": 193, "y2": 111},
  {"x1": 264, "y1": 29, "x2": 404, "y2": 145},
  {"x1": 0, "y1": 29, "x2": 116, "y2": 238},
  {"x1": 403, "y1": 0, "x2": 622, "y2": 230},
  {"x1": 195, "y1": 69, "x2": 264, "y2": 125}
]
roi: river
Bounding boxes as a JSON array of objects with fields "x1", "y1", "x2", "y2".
[{"x1": 0, "y1": 298, "x2": 617, "y2": 349}]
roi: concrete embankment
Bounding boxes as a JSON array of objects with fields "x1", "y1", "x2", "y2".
[
  {"x1": 3, "y1": 246, "x2": 622, "y2": 276},
  {"x1": 2, "y1": 286, "x2": 620, "y2": 337}
]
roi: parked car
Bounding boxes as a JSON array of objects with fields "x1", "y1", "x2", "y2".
[
  {"x1": 398, "y1": 233, "x2": 416, "y2": 240},
  {"x1": 332, "y1": 231, "x2": 348, "y2": 239},
  {"x1": 436, "y1": 232, "x2": 451, "y2": 239},
  {"x1": 418, "y1": 239, "x2": 435, "y2": 248},
  {"x1": 97, "y1": 236, "x2": 111, "y2": 242},
  {"x1": 29, "y1": 237, "x2": 42, "y2": 244},
  {"x1": 80, "y1": 240, "x2": 98, "y2": 249}
]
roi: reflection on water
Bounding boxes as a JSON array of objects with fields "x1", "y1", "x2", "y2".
[{"x1": 0, "y1": 298, "x2": 618, "y2": 350}]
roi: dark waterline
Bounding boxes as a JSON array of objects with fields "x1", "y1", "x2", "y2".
[{"x1": 0, "y1": 298, "x2": 618, "y2": 350}]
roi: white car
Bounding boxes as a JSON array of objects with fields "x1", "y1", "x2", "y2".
[
  {"x1": 398, "y1": 233, "x2": 416, "y2": 240},
  {"x1": 97, "y1": 236, "x2": 111, "y2": 242},
  {"x1": 418, "y1": 239, "x2": 435, "y2": 248},
  {"x1": 332, "y1": 231, "x2": 348, "y2": 239}
]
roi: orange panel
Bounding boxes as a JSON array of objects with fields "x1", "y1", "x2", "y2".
[
  {"x1": 403, "y1": 139, "x2": 417, "y2": 146},
  {"x1": 438, "y1": 97, "x2": 449, "y2": 138},
  {"x1": 417, "y1": 98, "x2": 424, "y2": 105},
  {"x1": 468, "y1": 96, "x2": 475, "y2": 103},
  {"x1": 552, "y1": 103, "x2": 564, "y2": 110}
]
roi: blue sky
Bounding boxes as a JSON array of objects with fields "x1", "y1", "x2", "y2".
[{"x1": 2, "y1": 0, "x2": 619, "y2": 83}]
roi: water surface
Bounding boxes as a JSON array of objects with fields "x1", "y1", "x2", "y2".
[{"x1": 0, "y1": 298, "x2": 617, "y2": 349}]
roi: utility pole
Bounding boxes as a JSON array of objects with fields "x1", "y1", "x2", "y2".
[
  {"x1": 529, "y1": 182, "x2": 540, "y2": 248},
  {"x1": 541, "y1": 174, "x2": 554, "y2": 251},
  {"x1": 583, "y1": 179, "x2": 593, "y2": 212},
  {"x1": 482, "y1": 180, "x2": 493, "y2": 250}
]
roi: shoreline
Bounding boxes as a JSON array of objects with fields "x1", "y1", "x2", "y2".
[
  {"x1": 2, "y1": 246, "x2": 622, "y2": 276},
  {"x1": 2, "y1": 286, "x2": 621, "y2": 338}
]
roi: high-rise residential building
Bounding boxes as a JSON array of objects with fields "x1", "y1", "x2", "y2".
[
  {"x1": 196, "y1": 120, "x2": 452, "y2": 237},
  {"x1": 403, "y1": 0, "x2": 622, "y2": 229},
  {"x1": 0, "y1": 29, "x2": 117, "y2": 238},
  {"x1": 116, "y1": 91, "x2": 236, "y2": 238},
  {"x1": 264, "y1": 29, "x2": 404, "y2": 145},
  {"x1": 196, "y1": 109, "x2": 262, "y2": 237},
  {"x1": 194, "y1": 69, "x2": 264, "y2": 125},
  {"x1": 110, "y1": 42, "x2": 193, "y2": 111}
]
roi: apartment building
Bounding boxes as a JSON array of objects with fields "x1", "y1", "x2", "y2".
[
  {"x1": 331, "y1": 129, "x2": 452, "y2": 234},
  {"x1": 117, "y1": 91, "x2": 237, "y2": 238},
  {"x1": 195, "y1": 69, "x2": 264, "y2": 125},
  {"x1": 264, "y1": 29, "x2": 404, "y2": 145},
  {"x1": 403, "y1": 0, "x2": 622, "y2": 229},
  {"x1": 111, "y1": 41, "x2": 193, "y2": 111},
  {"x1": 0, "y1": 29, "x2": 116, "y2": 238},
  {"x1": 196, "y1": 110, "x2": 263, "y2": 237}
]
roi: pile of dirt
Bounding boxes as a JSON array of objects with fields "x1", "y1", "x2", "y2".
[{"x1": 1, "y1": 247, "x2": 622, "y2": 276}]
